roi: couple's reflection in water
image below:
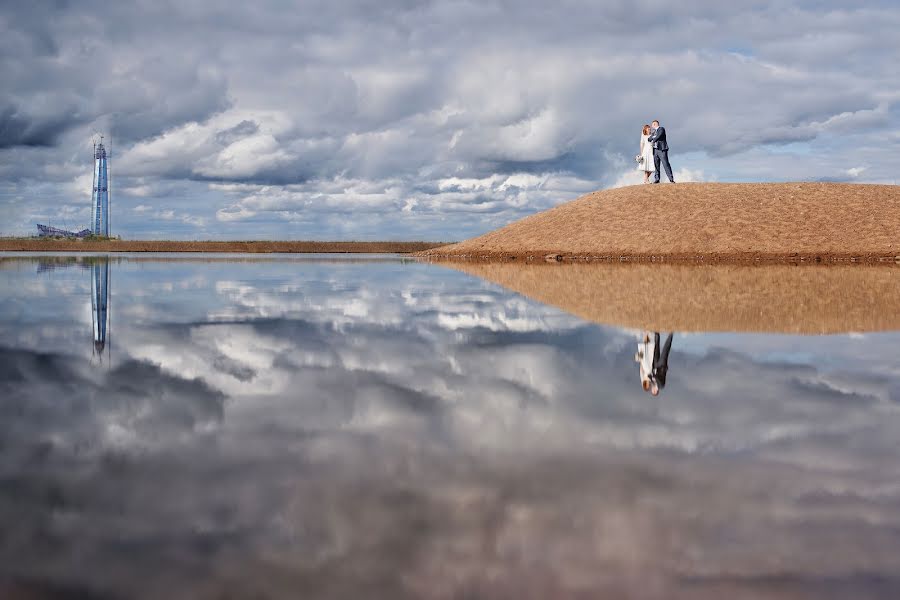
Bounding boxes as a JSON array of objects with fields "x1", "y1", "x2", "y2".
[{"x1": 635, "y1": 331, "x2": 673, "y2": 395}]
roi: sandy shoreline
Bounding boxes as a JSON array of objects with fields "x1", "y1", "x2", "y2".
[{"x1": 0, "y1": 240, "x2": 444, "y2": 253}]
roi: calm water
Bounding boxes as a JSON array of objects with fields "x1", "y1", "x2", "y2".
[{"x1": 2, "y1": 253, "x2": 900, "y2": 599}]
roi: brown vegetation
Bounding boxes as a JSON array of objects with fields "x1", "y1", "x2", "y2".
[
  {"x1": 0, "y1": 239, "x2": 444, "y2": 253},
  {"x1": 421, "y1": 183, "x2": 900, "y2": 263},
  {"x1": 444, "y1": 261, "x2": 900, "y2": 334}
]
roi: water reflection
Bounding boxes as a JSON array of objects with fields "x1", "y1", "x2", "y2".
[
  {"x1": 1, "y1": 254, "x2": 900, "y2": 598},
  {"x1": 446, "y1": 261, "x2": 900, "y2": 333},
  {"x1": 90, "y1": 258, "x2": 109, "y2": 362},
  {"x1": 636, "y1": 331, "x2": 674, "y2": 395},
  {"x1": 25, "y1": 254, "x2": 112, "y2": 364}
]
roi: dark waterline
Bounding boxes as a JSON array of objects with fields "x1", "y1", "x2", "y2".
[{"x1": 1, "y1": 253, "x2": 899, "y2": 599}]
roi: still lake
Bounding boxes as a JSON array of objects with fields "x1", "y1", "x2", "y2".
[{"x1": 2, "y1": 253, "x2": 899, "y2": 599}]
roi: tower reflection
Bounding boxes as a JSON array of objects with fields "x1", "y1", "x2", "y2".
[
  {"x1": 91, "y1": 258, "x2": 109, "y2": 363},
  {"x1": 31, "y1": 255, "x2": 112, "y2": 364}
]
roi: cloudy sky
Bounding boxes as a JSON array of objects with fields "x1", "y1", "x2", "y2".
[{"x1": 1, "y1": 0, "x2": 898, "y2": 240}]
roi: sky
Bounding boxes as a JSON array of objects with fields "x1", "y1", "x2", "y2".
[{"x1": 1, "y1": 0, "x2": 898, "y2": 240}]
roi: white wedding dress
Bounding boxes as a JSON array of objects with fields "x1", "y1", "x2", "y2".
[
  {"x1": 635, "y1": 334, "x2": 655, "y2": 388},
  {"x1": 637, "y1": 134, "x2": 654, "y2": 171}
]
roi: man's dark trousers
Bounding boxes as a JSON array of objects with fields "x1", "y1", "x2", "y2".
[
  {"x1": 653, "y1": 149, "x2": 674, "y2": 183},
  {"x1": 652, "y1": 332, "x2": 674, "y2": 388}
]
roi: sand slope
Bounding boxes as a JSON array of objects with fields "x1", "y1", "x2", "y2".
[
  {"x1": 447, "y1": 262, "x2": 900, "y2": 334},
  {"x1": 422, "y1": 183, "x2": 900, "y2": 261}
]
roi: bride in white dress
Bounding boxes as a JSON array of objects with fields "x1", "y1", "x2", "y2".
[
  {"x1": 635, "y1": 331, "x2": 655, "y2": 392},
  {"x1": 637, "y1": 124, "x2": 654, "y2": 184}
]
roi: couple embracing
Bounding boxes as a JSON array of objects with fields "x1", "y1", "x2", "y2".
[
  {"x1": 635, "y1": 332, "x2": 674, "y2": 396},
  {"x1": 637, "y1": 119, "x2": 675, "y2": 184}
]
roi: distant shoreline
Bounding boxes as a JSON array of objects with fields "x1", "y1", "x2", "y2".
[{"x1": 0, "y1": 240, "x2": 446, "y2": 253}]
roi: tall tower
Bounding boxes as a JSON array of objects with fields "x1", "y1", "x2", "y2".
[
  {"x1": 91, "y1": 137, "x2": 110, "y2": 237},
  {"x1": 91, "y1": 258, "x2": 109, "y2": 360}
]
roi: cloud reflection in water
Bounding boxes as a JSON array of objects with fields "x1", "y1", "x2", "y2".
[{"x1": 1, "y1": 255, "x2": 899, "y2": 599}]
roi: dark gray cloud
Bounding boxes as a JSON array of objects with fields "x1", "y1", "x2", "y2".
[
  {"x1": 0, "y1": 105, "x2": 81, "y2": 149},
  {"x1": 0, "y1": 347, "x2": 225, "y2": 457},
  {"x1": 0, "y1": 1, "x2": 898, "y2": 238}
]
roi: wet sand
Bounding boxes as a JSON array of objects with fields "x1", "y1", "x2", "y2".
[
  {"x1": 445, "y1": 261, "x2": 900, "y2": 334},
  {"x1": 422, "y1": 183, "x2": 900, "y2": 263}
]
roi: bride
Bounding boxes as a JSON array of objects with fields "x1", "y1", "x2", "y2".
[{"x1": 637, "y1": 124, "x2": 654, "y2": 184}]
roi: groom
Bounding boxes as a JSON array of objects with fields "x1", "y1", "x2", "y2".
[
  {"x1": 647, "y1": 119, "x2": 675, "y2": 184},
  {"x1": 649, "y1": 332, "x2": 673, "y2": 396}
]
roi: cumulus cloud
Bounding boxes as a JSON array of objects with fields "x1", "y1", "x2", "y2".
[{"x1": 1, "y1": 1, "x2": 898, "y2": 238}]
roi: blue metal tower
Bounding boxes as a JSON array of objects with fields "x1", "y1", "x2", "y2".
[{"x1": 91, "y1": 138, "x2": 110, "y2": 237}]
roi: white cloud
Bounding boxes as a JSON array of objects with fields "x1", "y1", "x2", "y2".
[{"x1": 611, "y1": 167, "x2": 707, "y2": 188}]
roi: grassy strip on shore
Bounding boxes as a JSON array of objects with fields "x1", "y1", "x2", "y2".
[{"x1": 0, "y1": 239, "x2": 446, "y2": 253}]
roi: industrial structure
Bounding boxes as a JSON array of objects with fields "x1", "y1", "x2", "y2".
[
  {"x1": 37, "y1": 136, "x2": 111, "y2": 238},
  {"x1": 36, "y1": 224, "x2": 92, "y2": 238}
]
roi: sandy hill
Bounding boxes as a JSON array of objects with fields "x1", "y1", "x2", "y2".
[
  {"x1": 421, "y1": 183, "x2": 900, "y2": 261},
  {"x1": 445, "y1": 262, "x2": 900, "y2": 334}
]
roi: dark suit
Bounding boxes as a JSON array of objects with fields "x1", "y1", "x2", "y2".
[
  {"x1": 647, "y1": 126, "x2": 674, "y2": 183},
  {"x1": 652, "y1": 332, "x2": 673, "y2": 388}
]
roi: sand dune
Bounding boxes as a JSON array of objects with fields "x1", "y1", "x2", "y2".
[
  {"x1": 422, "y1": 183, "x2": 900, "y2": 262},
  {"x1": 445, "y1": 262, "x2": 900, "y2": 334}
]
